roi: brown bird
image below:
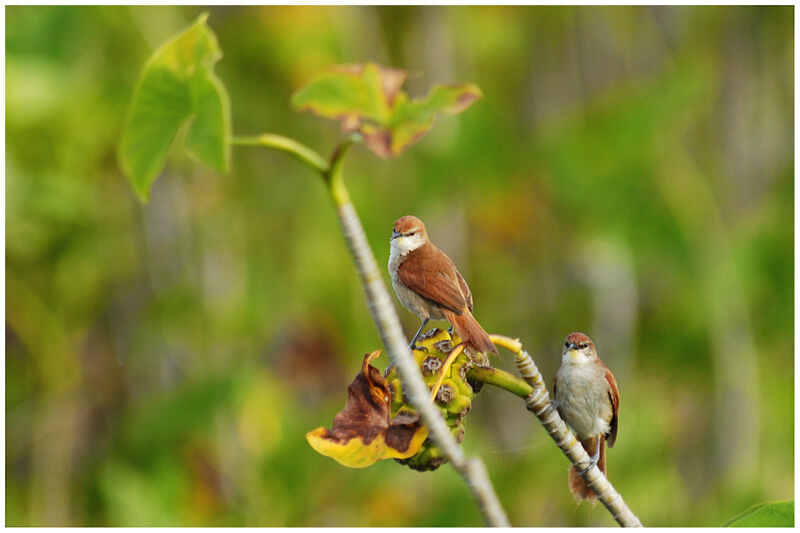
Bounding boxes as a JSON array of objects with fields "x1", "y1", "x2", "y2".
[
  {"x1": 388, "y1": 215, "x2": 497, "y2": 356},
  {"x1": 553, "y1": 332, "x2": 620, "y2": 501}
]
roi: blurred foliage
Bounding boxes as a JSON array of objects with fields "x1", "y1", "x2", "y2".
[
  {"x1": 5, "y1": 5, "x2": 793, "y2": 527},
  {"x1": 724, "y1": 500, "x2": 794, "y2": 527},
  {"x1": 119, "y1": 13, "x2": 231, "y2": 201},
  {"x1": 291, "y1": 62, "x2": 481, "y2": 158}
]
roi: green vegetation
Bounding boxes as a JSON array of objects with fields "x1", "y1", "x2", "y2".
[
  {"x1": 6, "y1": 5, "x2": 793, "y2": 527},
  {"x1": 119, "y1": 13, "x2": 230, "y2": 201},
  {"x1": 724, "y1": 501, "x2": 794, "y2": 527}
]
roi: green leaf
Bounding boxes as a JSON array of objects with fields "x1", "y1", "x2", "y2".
[
  {"x1": 118, "y1": 12, "x2": 231, "y2": 202},
  {"x1": 291, "y1": 63, "x2": 481, "y2": 158},
  {"x1": 724, "y1": 501, "x2": 794, "y2": 527}
]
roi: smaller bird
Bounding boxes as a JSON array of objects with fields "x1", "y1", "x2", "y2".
[
  {"x1": 388, "y1": 215, "x2": 497, "y2": 356},
  {"x1": 553, "y1": 332, "x2": 619, "y2": 501}
]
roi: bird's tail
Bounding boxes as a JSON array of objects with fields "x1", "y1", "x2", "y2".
[
  {"x1": 568, "y1": 435, "x2": 606, "y2": 502},
  {"x1": 443, "y1": 309, "x2": 498, "y2": 355}
]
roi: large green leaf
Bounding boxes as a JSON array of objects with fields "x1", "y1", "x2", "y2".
[
  {"x1": 291, "y1": 63, "x2": 481, "y2": 158},
  {"x1": 724, "y1": 501, "x2": 794, "y2": 527},
  {"x1": 118, "y1": 13, "x2": 231, "y2": 202}
]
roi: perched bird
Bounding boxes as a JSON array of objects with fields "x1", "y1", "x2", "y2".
[
  {"x1": 553, "y1": 332, "x2": 620, "y2": 501},
  {"x1": 388, "y1": 215, "x2": 497, "y2": 356}
]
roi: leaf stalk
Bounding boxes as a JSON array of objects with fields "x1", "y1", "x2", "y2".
[
  {"x1": 466, "y1": 366, "x2": 533, "y2": 398},
  {"x1": 232, "y1": 134, "x2": 328, "y2": 174}
]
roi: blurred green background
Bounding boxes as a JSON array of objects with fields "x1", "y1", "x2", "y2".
[{"x1": 6, "y1": 5, "x2": 793, "y2": 526}]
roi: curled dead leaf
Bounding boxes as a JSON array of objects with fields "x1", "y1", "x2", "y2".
[{"x1": 306, "y1": 350, "x2": 428, "y2": 468}]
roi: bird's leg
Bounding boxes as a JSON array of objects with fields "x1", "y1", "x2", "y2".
[
  {"x1": 409, "y1": 318, "x2": 430, "y2": 352},
  {"x1": 588, "y1": 441, "x2": 601, "y2": 467},
  {"x1": 579, "y1": 439, "x2": 602, "y2": 476},
  {"x1": 548, "y1": 399, "x2": 560, "y2": 414}
]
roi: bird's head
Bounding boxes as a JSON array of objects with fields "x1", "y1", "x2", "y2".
[
  {"x1": 391, "y1": 215, "x2": 428, "y2": 253},
  {"x1": 561, "y1": 332, "x2": 597, "y2": 365}
]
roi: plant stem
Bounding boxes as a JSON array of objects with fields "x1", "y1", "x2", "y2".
[
  {"x1": 232, "y1": 134, "x2": 328, "y2": 174},
  {"x1": 322, "y1": 135, "x2": 355, "y2": 207},
  {"x1": 240, "y1": 132, "x2": 510, "y2": 527},
  {"x1": 467, "y1": 366, "x2": 533, "y2": 398},
  {"x1": 327, "y1": 151, "x2": 509, "y2": 528}
]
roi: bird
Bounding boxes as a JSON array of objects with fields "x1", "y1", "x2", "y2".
[
  {"x1": 552, "y1": 332, "x2": 620, "y2": 501},
  {"x1": 388, "y1": 215, "x2": 497, "y2": 356}
]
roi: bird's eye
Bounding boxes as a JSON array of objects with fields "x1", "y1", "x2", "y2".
[{"x1": 564, "y1": 341, "x2": 570, "y2": 348}]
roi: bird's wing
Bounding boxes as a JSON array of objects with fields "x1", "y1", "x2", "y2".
[
  {"x1": 552, "y1": 372, "x2": 558, "y2": 398},
  {"x1": 397, "y1": 249, "x2": 468, "y2": 314},
  {"x1": 455, "y1": 269, "x2": 473, "y2": 312},
  {"x1": 603, "y1": 363, "x2": 620, "y2": 447}
]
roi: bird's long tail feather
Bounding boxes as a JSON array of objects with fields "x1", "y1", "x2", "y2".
[
  {"x1": 568, "y1": 435, "x2": 606, "y2": 502},
  {"x1": 443, "y1": 309, "x2": 498, "y2": 355}
]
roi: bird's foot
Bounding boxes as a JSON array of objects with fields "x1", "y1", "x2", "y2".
[
  {"x1": 410, "y1": 343, "x2": 429, "y2": 353},
  {"x1": 578, "y1": 446, "x2": 601, "y2": 476},
  {"x1": 578, "y1": 462, "x2": 597, "y2": 477}
]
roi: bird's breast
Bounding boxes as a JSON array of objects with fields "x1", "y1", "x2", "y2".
[
  {"x1": 555, "y1": 363, "x2": 613, "y2": 438},
  {"x1": 390, "y1": 247, "x2": 436, "y2": 320}
]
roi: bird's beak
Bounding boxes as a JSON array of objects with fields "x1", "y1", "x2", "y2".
[
  {"x1": 391, "y1": 230, "x2": 401, "y2": 240},
  {"x1": 566, "y1": 343, "x2": 580, "y2": 360}
]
